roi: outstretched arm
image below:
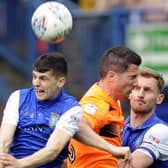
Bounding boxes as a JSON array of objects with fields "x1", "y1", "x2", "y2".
[
  {"x1": 75, "y1": 118, "x2": 131, "y2": 160},
  {"x1": 0, "y1": 105, "x2": 82, "y2": 168},
  {"x1": 0, "y1": 128, "x2": 71, "y2": 168},
  {"x1": 19, "y1": 128, "x2": 71, "y2": 168}
]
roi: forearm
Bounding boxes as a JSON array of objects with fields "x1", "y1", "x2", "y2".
[
  {"x1": 0, "y1": 135, "x2": 12, "y2": 168},
  {"x1": 0, "y1": 124, "x2": 16, "y2": 153},
  {"x1": 0, "y1": 134, "x2": 13, "y2": 153},
  {"x1": 18, "y1": 129, "x2": 71, "y2": 168},
  {"x1": 0, "y1": 142, "x2": 9, "y2": 168},
  {"x1": 0, "y1": 141, "x2": 11, "y2": 153},
  {"x1": 0, "y1": 124, "x2": 15, "y2": 168},
  {"x1": 75, "y1": 121, "x2": 119, "y2": 156},
  {"x1": 18, "y1": 146, "x2": 60, "y2": 168}
]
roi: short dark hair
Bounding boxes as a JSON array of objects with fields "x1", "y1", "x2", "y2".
[
  {"x1": 99, "y1": 46, "x2": 142, "y2": 78},
  {"x1": 33, "y1": 52, "x2": 67, "y2": 77}
]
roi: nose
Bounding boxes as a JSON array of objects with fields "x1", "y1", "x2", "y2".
[
  {"x1": 32, "y1": 78, "x2": 40, "y2": 87},
  {"x1": 137, "y1": 88, "x2": 144, "y2": 98}
]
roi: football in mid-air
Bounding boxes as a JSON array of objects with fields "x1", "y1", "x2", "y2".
[{"x1": 31, "y1": 1, "x2": 73, "y2": 43}]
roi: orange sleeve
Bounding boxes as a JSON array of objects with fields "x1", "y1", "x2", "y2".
[{"x1": 80, "y1": 99, "x2": 109, "y2": 133}]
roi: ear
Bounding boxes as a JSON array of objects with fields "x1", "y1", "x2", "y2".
[
  {"x1": 57, "y1": 77, "x2": 66, "y2": 88},
  {"x1": 156, "y1": 93, "x2": 165, "y2": 105},
  {"x1": 108, "y1": 70, "x2": 116, "y2": 76},
  {"x1": 107, "y1": 70, "x2": 116, "y2": 81}
]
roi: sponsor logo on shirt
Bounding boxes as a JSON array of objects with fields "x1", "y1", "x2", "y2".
[
  {"x1": 83, "y1": 103, "x2": 98, "y2": 115},
  {"x1": 20, "y1": 111, "x2": 35, "y2": 118},
  {"x1": 148, "y1": 134, "x2": 160, "y2": 144}
]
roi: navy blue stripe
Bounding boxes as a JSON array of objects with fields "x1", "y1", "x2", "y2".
[{"x1": 138, "y1": 146, "x2": 157, "y2": 160}]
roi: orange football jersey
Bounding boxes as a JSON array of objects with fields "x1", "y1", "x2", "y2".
[{"x1": 67, "y1": 83, "x2": 124, "y2": 168}]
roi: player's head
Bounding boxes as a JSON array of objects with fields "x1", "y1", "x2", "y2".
[
  {"x1": 129, "y1": 67, "x2": 165, "y2": 114},
  {"x1": 99, "y1": 46, "x2": 142, "y2": 99},
  {"x1": 32, "y1": 52, "x2": 67, "y2": 101},
  {"x1": 138, "y1": 67, "x2": 165, "y2": 93}
]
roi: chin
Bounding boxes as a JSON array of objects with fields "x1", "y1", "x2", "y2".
[
  {"x1": 134, "y1": 106, "x2": 144, "y2": 112},
  {"x1": 36, "y1": 96, "x2": 46, "y2": 101}
]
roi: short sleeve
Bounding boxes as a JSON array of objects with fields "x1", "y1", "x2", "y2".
[
  {"x1": 138, "y1": 124, "x2": 168, "y2": 161},
  {"x1": 82, "y1": 103, "x2": 99, "y2": 129},
  {"x1": 1, "y1": 90, "x2": 20, "y2": 125},
  {"x1": 56, "y1": 106, "x2": 82, "y2": 137}
]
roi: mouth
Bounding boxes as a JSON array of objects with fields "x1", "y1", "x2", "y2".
[
  {"x1": 35, "y1": 89, "x2": 45, "y2": 96},
  {"x1": 136, "y1": 100, "x2": 145, "y2": 105}
]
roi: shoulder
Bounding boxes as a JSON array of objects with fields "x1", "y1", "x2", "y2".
[
  {"x1": 18, "y1": 88, "x2": 35, "y2": 103},
  {"x1": 19, "y1": 88, "x2": 33, "y2": 95},
  {"x1": 80, "y1": 92, "x2": 110, "y2": 115},
  {"x1": 146, "y1": 123, "x2": 168, "y2": 135},
  {"x1": 144, "y1": 123, "x2": 168, "y2": 144},
  {"x1": 8, "y1": 90, "x2": 20, "y2": 100},
  {"x1": 138, "y1": 123, "x2": 168, "y2": 160},
  {"x1": 60, "y1": 89, "x2": 78, "y2": 102}
]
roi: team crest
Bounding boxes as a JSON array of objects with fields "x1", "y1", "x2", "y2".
[
  {"x1": 134, "y1": 135, "x2": 144, "y2": 148},
  {"x1": 49, "y1": 112, "x2": 60, "y2": 128}
]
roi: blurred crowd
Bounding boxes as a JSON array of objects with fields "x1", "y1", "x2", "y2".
[
  {"x1": 70, "y1": 0, "x2": 168, "y2": 22},
  {"x1": 71, "y1": 0, "x2": 168, "y2": 11}
]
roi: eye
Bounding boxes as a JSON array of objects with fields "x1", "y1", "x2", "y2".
[
  {"x1": 40, "y1": 76, "x2": 48, "y2": 81},
  {"x1": 130, "y1": 75, "x2": 137, "y2": 80},
  {"x1": 133, "y1": 85, "x2": 140, "y2": 90},
  {"x1": 144, "y1": 87, "x2": 151, "y2": 92}
]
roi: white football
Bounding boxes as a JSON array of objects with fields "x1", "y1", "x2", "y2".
[{"x1": 31, "y1": 1, "x2": 73, "y2": 43}]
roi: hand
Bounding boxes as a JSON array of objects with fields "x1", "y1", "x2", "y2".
[
  {"x1": 118, "y1": 158, "x2": 132, "y2": 168},
  {"x1": 113, "y1": 147, "x2": 131, "y2": 168},
  {"x1": 113, "y1": 146, "x2": 131, "y2": 159},
  {"x1": 0, "y1": 153, "x2": 22, "y2": 168}
]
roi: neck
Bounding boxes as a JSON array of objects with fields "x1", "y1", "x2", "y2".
[
  {"x1": 98, "y1": 80, "x2": 117, "y2": 101},
  {"x1": 130, "y1": 110, "x2": 154, "y2": 128}
]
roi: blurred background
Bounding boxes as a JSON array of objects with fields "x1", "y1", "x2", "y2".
[{"x1": 0, "y1": 0, "x2": 167, "y2": 121}]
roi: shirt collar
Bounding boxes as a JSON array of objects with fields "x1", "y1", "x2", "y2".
[{"x1": 125, "y1": 113, "x2": 159, "y2": 130}]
